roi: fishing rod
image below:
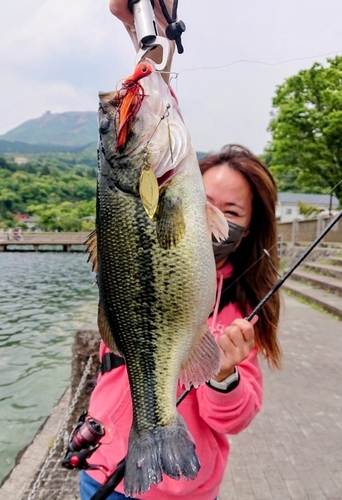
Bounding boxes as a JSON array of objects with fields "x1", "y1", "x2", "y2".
[
  {"x1": 246, "y1": 209, "x2": 342, "y2": 321},
  {"x1": 87, "y1": 388, "x2": 191, "y2": 500},
  {"x1": 177, "y1": 210, "x2": 342, "y2": 406},
  {"x1": 87, "y1": 209, "x2": 342, "y2": 500}
]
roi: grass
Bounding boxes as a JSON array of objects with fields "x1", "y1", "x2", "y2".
[
  {"x1": 288, "y1": 277, "x2": 342, "y2": 295},
  {"x1": 298, "y1": 265, "x2": 318, "y2": 274},
  {"x1": 279, "y1": 257, "x2": 291, "y2": 271},
  {"x1": 283, "y1": 289, "x2": 341, "y2": 321},
  {"x1": 319, "y1": 255, "x2": 342, "y2": 265},
  {"x1": 318, "y1": 257, "x2": 333, "y2": 265}
]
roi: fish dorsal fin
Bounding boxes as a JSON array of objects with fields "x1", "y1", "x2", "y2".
[
  {"x1": 156, "y1": 189, "x2": 185, "y2": 249},
  {"x1": 98, "y1": 302, "x2": 121, "y2": 355},
  {"x1": 179, "y1": 327, "x2": 221, "y2": 390},
  {"x1": 85, "y1": 229, "x2": 98, "y2": 273},
  {"x1": 206, "y1": 201, "x2": 229, "y2": 242}
]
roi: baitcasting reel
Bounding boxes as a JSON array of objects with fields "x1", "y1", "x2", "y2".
[{"x1": 61, "y1": 411, "x2": 105, "y2": 470}]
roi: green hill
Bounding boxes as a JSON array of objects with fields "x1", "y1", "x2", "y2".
[
  {"x1": 0, "y1": 111, "x2": 210, "y2": 160},
  {"x1": 0, "y1": 111, "x2": 98, "y2": 148},
  {"x1": 0, "y1": 139, "x2": 95, "y2": 155}
]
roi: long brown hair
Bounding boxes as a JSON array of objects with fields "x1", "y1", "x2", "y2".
[{"x1": 200, "y1": 144, "x2": 282, "y2": 369}]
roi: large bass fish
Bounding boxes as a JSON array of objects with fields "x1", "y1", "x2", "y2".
[{"x1": 86, "y1": 60, "x2": 227, "y2": 497}]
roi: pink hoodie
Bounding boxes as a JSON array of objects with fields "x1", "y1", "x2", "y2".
[{"x1": 86, "y1": 261, "x2": 263, "y2": 500}]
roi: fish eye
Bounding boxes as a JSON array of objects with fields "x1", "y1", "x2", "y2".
[
  {"x1": 141, "y1": 65, "x2": 147, "y2": 73},
  {"x1": 99, "y1": 117, "x2": 111, "y2": 135}
]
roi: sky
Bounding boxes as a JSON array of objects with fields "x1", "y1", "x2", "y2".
[{"x1": 1, "y1": 0, "x2": 342, "y2": 154}]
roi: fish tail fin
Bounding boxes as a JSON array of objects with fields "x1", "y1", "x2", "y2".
[{"x1": 124, "y1": 415, "x2": 200, "y2": 497}]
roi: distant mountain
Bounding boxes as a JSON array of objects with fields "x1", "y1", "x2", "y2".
[
  {"x1": 0, "y1": 111, "x2": 98, "y2": 148},
  {"x1": 0, "y1": 139, "x2": 95, "y2": 155},
  {"x1": 0, "y1": 110, "x2": 209, "y2": 159}
]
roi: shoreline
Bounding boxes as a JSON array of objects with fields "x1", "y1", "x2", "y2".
[
  {"x1": 2, "y1": 300, "x2": 342, "y2": 499},
  {"x1": 0, "y1": 387, "x2": 71, "y2": 499},
  {"x1": 0, "y1": 324, "x2": 100, "y2": 500}
]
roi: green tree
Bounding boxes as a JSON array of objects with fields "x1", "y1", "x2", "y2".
[
  {"x1": 40, "y1": 165, "x2": 51, "y2": 176},
  {"x1": 266, "y1": 55, "x2": 342, "y2": 204},
  {"x1": 0, "y1": 150, "x2": 97, "y2": 227},
  {"x1": 26, "y1": 199, "x2": 95, "y2": 231},
  {"x1": 298, "y1": 201, "x2": 320, "y2": 217}
]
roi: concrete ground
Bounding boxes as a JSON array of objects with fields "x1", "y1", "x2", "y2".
[
  {"x1": 221, "y1": 294, "x2": 342, "y2": 500},
  {"x1": 2, "y1": 294, "x2": 342, "y2": 500}
]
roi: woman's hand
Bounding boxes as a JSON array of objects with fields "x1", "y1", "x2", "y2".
[
  {"x1": 214, "y1": 316, "x2": 258, "y2": 382},
  {"x1": 109, "y1": 0, "x2": 134, "y2": 25},
  {"x1": 108, "y1": 0, "x2": 175, "y2": 81}
]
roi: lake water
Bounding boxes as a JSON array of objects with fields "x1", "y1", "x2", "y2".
[{"x1": 0, "y1": 251, "x2": 98, "y2": 484}]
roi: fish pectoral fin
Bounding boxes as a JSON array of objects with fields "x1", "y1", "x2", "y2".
[
  {"x1": 179, "y1": 327, "x2": 221, "y2": 389},
  {"x1": 206, "y1": 201, "x2": 229, "y2": 242},
  {"x1": 156, "y1": 191, "x2": 185, "y2": 249},
  {"x1": 85, "y1": 229, "x2": 98, "y2": 273},
  {"x1": 98, "y1": 302, "x2": 121, "y2": 355}
]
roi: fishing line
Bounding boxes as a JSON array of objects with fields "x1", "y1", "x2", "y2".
[
  {"x1": 218, "y1": 178, "x2": 342, "y2": 298},
  {"x1": 159, "y1": 49, "x2": 342, "y2": 79},
  {"x1": 162, "y1": 63, "x2": 341, "y2": 295},
  {"x1": 179, "y1": 208, "x2": 341, "y2": 420},
  {"x1": 272, "y1": 180, "x2": 342, "y2": 244},
  {"x1": 159, "y1": 52, "x2": 342, "y2": 251},
  {"x1": 263, "y1": 249, "x2": 281, "y2": 278},
  {"x1": 246, "y1": 209, "x2": 342, "y2": 321},
  {"x1": 157, "y1": 47, "x2": 342, "y2": 103},
  {"x1": 142, "y1": 103, "x2": 174, "y2": 161}
]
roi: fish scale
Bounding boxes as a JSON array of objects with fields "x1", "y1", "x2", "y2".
[
  {"x1": 87, "y1": 60, "x2": 226, "y2": 496},
  {"x1": 98, "y1": 186, "x2": 163, "y2": 429}
]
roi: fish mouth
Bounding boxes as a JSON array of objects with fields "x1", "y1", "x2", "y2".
[
  {"x1": 99, "y1": 162, "x2": 138, "y2": 197},
  {"x1": 112, "y1": 178, "x2": 135, "y2": 196}
]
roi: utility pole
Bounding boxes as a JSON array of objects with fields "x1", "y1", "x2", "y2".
[{"x1": 329, "y1": 192, "x2": 333, "y2": 216}]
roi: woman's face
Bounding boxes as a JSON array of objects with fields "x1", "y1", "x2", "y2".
[{"x1": 202, "y1": 164, "x2": 253, "y2": 263}]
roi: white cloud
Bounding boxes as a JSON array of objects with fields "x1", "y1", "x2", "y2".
[
  {"x1": 0, "y1": 70, "x2": 98, "y2": 134},
  {"x1": 0, "y1": 0, "x2": 127, "y2": 69},
  {"x1": 0, "y1": 0, "x2": 134, "y2": 134},
  {"x1": 1, "y1": 0, "x2": 342, "y2": 153},
  {"x1": 4, "y1": 2, "x2": 93, "y2": 59}
]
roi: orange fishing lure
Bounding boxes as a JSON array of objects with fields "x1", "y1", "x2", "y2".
[{"x1": 115, "y1": 61, "x2": 153, "y2": 149}]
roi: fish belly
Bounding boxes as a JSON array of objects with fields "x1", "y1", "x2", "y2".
[{"x1": 97, "y1": 160, "x2": 217, "y2": 495}]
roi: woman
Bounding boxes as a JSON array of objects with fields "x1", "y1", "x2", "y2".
[
  {"x1": 201, "y1": 145, "x2": 281, "y2": 370},
  {"x1": 79, "y1": 143, "x2": 281, "y2": 500},
  {"x1": 79, "y1": 2, "x2": 281, "y2": 499}
]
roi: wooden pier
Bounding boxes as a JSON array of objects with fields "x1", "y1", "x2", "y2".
[{"x1": 0, "y1": 232, "x2": 90, "y2": 252}]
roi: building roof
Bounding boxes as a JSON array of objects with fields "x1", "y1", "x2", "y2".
[{"x1": 278, "y1": 192, "x2": 339, "y2": 207}]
